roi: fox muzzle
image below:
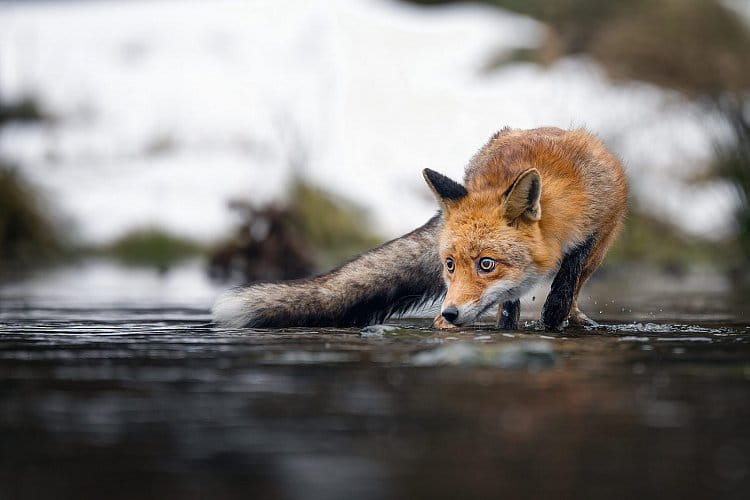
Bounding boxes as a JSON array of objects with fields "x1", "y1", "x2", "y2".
[{"x1": 441, "y1": 305, "x2": 459, "y2": 324}]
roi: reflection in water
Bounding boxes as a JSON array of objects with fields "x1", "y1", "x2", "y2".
[{"x1": 1, "y1": 265, "x2": 749, "y2": 499}]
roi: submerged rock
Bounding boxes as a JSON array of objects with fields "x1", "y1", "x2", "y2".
[
  {"x1": 359, "y1": 325, "x2": 399, "y2": 338},
  {"x1": 411, "y1": 340, "x2": 558, "y2": 369}
]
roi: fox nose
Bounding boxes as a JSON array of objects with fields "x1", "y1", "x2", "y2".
[{"x1": 442, "y1": 305, "x2": 459, "y2": 324}]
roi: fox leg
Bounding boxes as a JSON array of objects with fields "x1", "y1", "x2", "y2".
[
  {"x1": 568, "y1": 255, "x2": 601, "y2": 327},
  {"x1": 541, "y1": 236, "x2": 596, "y2": 331},
  {"x1": 568, "y1": 221, "x2": 623, "y2": 326},
  {"x1": 497, "y1": 299, "x2": 521, "y2": 330}
]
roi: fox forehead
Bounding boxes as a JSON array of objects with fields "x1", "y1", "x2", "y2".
[
  {"x1": 437, "y1": 190, "x2": 535, "y2": 263},
  {"x1": 439, "y1": 220, "x2": 529, "y2": 265}
]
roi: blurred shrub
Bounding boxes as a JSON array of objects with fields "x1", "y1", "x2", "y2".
[
  {"x1": 604, "y1": 210, "x2": 730, "y2": 275},
  {"x1": 711, "y1": 108, "x2": 750, "y2": 265},
  {"x1": 287, "y1": 179, "x2": 383, "y2": 268},
  {"x1": 0, "y1": 95, "x2": 48, "y2": 124},
  {"x1": 0, "y1": 163, "x2": 65, "y2": 275},
  {"x1": 0, "y1": 93, "x2": 64, "y2": 278},
  {"x1": 210, "y1": 178, "x2": 382, "y2": 283},
  {"x1": 102, "y1": 228, "x2": 203, "y2": 271},
  {"x1": 144, "y1": 133, "x2": 177, "y2": 156},
  {"x1": 209, "y1": 202, "x2": 316, "y2": 283},
  {"x1": 411, "y1": 0, "x2": 749, "y2": 89},
  {"x1": 585, "y1": 1, "x2": 749, "y2": 96}
]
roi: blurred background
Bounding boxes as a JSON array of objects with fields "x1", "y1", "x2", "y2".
[
  {"x1": 2, "y1": 3, "x2": 750, "y2": 499},
  {"x1": 1, "y1": 0, "x2": 749, "y2": 306}
]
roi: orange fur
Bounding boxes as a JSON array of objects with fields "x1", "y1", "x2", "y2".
[{"x1": 430, "y1": 127, "x2": 628, "y2": 328}]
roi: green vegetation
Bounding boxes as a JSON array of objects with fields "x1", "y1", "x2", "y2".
[
  {"x1": 420, "y1": 0, "x2": 750, "y2": 95},
  {"x1": 0, "y1": 163, "x2": 65, "y2": 275},
  {"x1": 711, "y1": 111, "x2": 750, "y2": 264},
  {"x1": 287, "y1": 179, "x2": 382, "y2": 268},
  {"x1": 210, "y1": 178, "x2": 382, "y2": 282},
  {"x1": 101, "y1": 228, "x2": 204, "y2": 271},
  {"x1": 0, "y1": 94, "x2": 65, "y2": 278},
  {"x1": 604, "y1": 210, "x2": 731, "y2": 274}
]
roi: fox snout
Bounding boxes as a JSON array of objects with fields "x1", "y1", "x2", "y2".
[
  {"x1": 441, "y1": 305, "x2": 459, "y2": 324},
  {"x1": 440, "y1": 303, "x2": 481, "y2": 326}
]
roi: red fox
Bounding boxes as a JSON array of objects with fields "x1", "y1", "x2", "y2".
[{"x1": 213, "y1": 127, "x2": 628, "y2": 331}]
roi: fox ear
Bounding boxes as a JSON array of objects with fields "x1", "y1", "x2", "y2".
[
  {"x1": 422, "y1": 168, "x2": 467, "y2": 209},
  {"x1": 503, "y1": 168, "x2": 541, "y2": 223}
]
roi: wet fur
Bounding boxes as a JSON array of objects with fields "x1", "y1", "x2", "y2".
[{"x1": 541, "y1": 235, "x2": 596, "y2": 330}]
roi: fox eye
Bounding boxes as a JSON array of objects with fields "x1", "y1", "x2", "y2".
[
  {"x1": 445, "y1": 257, "x2": 455, "y2": 273},
  {"x1": 478, "y1": 257, "x2": 496, "y2": 272}
]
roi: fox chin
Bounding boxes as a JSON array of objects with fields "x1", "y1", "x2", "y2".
[{"x1": 213, "y1": 126, "x2": 628, "y2": 331}]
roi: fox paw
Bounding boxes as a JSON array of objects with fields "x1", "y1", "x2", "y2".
[
  {"x1": 569, "y1": 308, "x2": 599, "y2": 328},
  {"x1": 432, "y1": 314, "x2": 457, "y2": 330}
]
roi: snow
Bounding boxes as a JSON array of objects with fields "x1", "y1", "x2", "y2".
[{"x1": 0, "y1": 0, "x2": 734, "y2": 244}]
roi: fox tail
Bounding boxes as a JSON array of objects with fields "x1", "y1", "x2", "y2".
[{"x1": 212, "y1": 215, "x2": 444, "y2": 328}]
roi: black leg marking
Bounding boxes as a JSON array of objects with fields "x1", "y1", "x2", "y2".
[
  {"x1": 542, "y1": 236, "x2": 596, "y2": 331},
  {"x1": 498, "y1": 299, "x2": 521, "y2": 330}
]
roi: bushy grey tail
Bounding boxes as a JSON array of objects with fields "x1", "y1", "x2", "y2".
[{"x1": 212, "y1": 215, "x2": 444, "y2": 328}]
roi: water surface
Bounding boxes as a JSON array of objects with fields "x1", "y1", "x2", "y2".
[{"x1": 1, "y1": 264, "x2": 749, "y2": 499}]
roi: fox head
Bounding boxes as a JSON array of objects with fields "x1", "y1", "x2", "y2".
[{"x1": 423, "y1": 168, "x2": 549, "y2": 326}]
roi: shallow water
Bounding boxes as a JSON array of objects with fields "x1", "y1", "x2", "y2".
[{"x1": 1, "y1": 264, "x2": 750, "y2": 499}]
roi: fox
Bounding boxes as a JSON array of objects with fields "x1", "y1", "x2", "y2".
[{"x1": 213, "y1": 127, "x2": 628, "y2": 331}]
